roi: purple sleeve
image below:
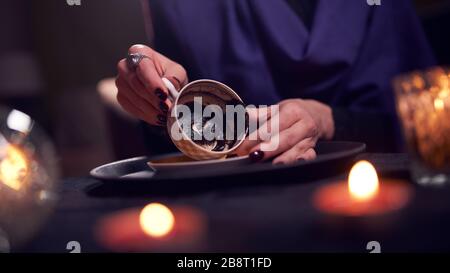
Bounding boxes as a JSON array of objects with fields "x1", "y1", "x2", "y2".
[
  {"x1": 335, "y1": 0, "x2": 435, "y2": 113},
  {"x1": 144, "y1": 0, "x2": 435, "y2": 153},
  {"x1": 331, "y1": 0, "x2": 435, "y2": 152}
]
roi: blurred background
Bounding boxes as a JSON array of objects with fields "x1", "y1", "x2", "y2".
[{"x1": 0, "y1": 0, "x2": 449, "y2": 177}]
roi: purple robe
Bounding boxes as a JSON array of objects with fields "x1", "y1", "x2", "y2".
[{"x1": 143, "y1": 0, "x2": 435, "y2": 153}]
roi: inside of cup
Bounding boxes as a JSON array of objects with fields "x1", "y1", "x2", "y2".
[{"x1": 175, "y1": 81, "x2": 249, "y2": 153}]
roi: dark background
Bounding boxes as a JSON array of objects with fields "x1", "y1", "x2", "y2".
[{"x1": 0, "y1": 0, "x2": 449, "y2": 178}]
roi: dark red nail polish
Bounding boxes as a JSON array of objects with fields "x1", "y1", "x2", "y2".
[
  {"x1": 155, "y1": 89, "x2": 167, "y2": 100},
  {"x1": 297, "y1": 158, "x2": 306, "y2": 163},
  {"x1": 249, "y1": 150, "x2": 264, "y2": 162},
  {"x1": 159, "y1": 101, "x2": 169, "y2": 112}
]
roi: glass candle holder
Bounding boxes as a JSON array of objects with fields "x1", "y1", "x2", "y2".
[
  {"x1": 0, "y1": 107, "x2": 60, "y2": 251},
  {"x1": 393, "y1": 66, "x2": 450, "y2": 186}
]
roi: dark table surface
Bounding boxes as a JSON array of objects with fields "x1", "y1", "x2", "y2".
[{"x1": 22, "y1": 153, "x2": 450, "y2": 253}]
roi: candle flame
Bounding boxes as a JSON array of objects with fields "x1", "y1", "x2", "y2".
[
  {"x1": 348, "y1": 160, "x2": 379, "y2": 201},
  {"x1": 0, "y1": 145, "x2": 29, "y2": 191},
  {"x1": 139, "y1": 203, "x2": 175, "y2": 238}
]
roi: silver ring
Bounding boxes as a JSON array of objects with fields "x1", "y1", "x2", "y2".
[{"x1": 126, "y1": 53, "x2": 151, "y2": 71}]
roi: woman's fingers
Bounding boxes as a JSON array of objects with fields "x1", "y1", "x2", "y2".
[
  {"x1": 273, "y1": 140, "x2": 317, "y2": 165},
  {"x1": 236, "y1": 103, "x2": 313, "y2": 155},
  {"x1": 248, "y1": 118, "x2": 317, "y2": 160},
  {"x1": 134, "y1": 56, "x2": 172, "y2": 109},
  {"x1": 117, "y1": 59, "x2": 164, "y2": 111},
  {"x1": 115, "y1": 76, "x2": 153, "y2": 115},
  {"x1": 128, "y1": 44, "x2": 187, "y2": 103},
  {"x1": 118, "y1": 54, "x2": 171, "y2": 116},
  {"x1": 116, "y1": 92, "x2": 149, "y2": 124},
  {"x1": 115, "y1": 77, "x2": 164, "y2": 126},
  {"x1": 116, "y1": 44, "x2": 189, "y2": 126},
  {"x1": 235, "y1": 106, "x2": 278, "y2": 155}
]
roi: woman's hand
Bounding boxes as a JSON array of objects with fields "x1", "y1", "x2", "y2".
[
  {"x1": 116, "y1": 44, "x2": 188, "y2": 126},
  {"x1": 236, "y1": 99, "x2": 335, "y2": 164}
]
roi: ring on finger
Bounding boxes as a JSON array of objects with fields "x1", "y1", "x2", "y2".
[{"x1": 126, "y1": 53, "x2": 152, "y2": 71}]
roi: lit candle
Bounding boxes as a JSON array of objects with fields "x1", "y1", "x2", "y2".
[
  {"x1": 0, "y1": 145, "x2": 30, "y2": 191},
  {"x1": 95, "y1": 203, "x2": 206, "y2": 252},
  {"x1": 314, "y1": 160, "x2": 412, "y2": 216},
  {"x1": 395, "y1": 67, "x2": 450, "y2": 172},
  {"x1": 140, "y1": 203, "x2": 175, "y2": 238},
  {"x1": 348, "y1": 161, "x2": 379, "y2": 201}
]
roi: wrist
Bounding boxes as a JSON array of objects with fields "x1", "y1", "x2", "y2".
[
  {"x1": 304, "y1": 100, "x2": 335, "y2": 140},
  {"x1": 321, "y1": 103, "x2": 335, "y2": 140}
]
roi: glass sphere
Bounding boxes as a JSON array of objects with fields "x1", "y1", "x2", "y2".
[{"x1": 0, "y1": 107, "x2": 59, "y2": 252}]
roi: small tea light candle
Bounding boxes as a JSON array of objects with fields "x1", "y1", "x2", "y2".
[
  {"x1": 140, "y1": 203, "x2": 175, "y2": 238},
  {"x1": 96, "y1": 203, "x2": 206, "y2": 252},
  {"x1": 314, "y1": 161, "x2": 413, "y2": 216}
]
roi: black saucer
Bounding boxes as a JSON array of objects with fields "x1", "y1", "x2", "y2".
[{"x1": 88, "y1": 141, "x2": 365, "y2": 196}]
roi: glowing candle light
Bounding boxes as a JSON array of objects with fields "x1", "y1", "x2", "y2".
[
  {"x1": 139, "y1": 203, "x2": 175, "y2": 238},
  {"x1": 434, "y1": 98, "x2": 445, "y2": 111},
  {"x1": 348, "y1": 160, "x2": 379, "y2": 201},
  {"x1": 0, "y1": 145, "x2": 29, "y2": 191},
  {"x1": 314, "y1": 160, "x2": 412, "y2": 217},
  {"x1": 394, "y1": 67, "x2": 450, "y2": 174},
  {"x1": 96, "y1": 204, "x2": 206, "y2": 252}
]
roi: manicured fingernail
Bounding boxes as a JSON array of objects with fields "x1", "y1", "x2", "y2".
[
  {"x1": 249, "y1": 150, "x2": 264, "y2": 162},
  {"x1": 155, "y1": 89, "x2": 167, "y2": 100},
  {"x1": 157, "y1": 114, "x2": 167, "y2": 123},
  {"x1": 297, "y1": 158, "x2": 306, "y2": 163},
  {"x1": 159, "y1": 101, "x2": 168, "y2": 112}
]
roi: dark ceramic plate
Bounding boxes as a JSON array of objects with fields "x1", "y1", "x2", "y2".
[{"x1": 88, "y1": 141, "x2": 365, "y2": 195}]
